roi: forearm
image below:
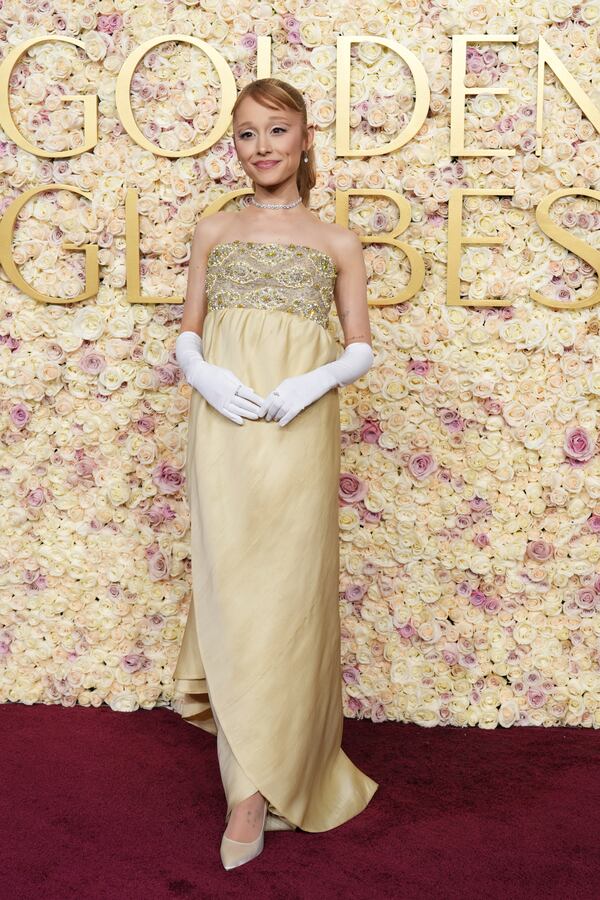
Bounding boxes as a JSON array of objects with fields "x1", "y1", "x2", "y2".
[
  {"x1": 175, "y1": 330, "x2": 204, "y2": 384},
  {"x1": 315, "y1": 341, "x2": 375, "y2": 390}
]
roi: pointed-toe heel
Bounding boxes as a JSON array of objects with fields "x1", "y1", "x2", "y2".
[{"x1": 220, "y1": 799, "x2": 268, "y2": 870}]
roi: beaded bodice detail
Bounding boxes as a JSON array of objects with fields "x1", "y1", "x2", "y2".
[{"x1": 205, "y1": 241, "x2": 337, "y2": 331}]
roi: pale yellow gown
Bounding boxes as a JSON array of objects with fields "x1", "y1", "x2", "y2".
[{"x1": 172, "y1": 240, "x2": 379, "y2": 832}]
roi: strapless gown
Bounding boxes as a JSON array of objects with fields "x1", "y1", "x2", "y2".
[{"x1": 172, "y1": 239, "x2": 378, "y2": 832}]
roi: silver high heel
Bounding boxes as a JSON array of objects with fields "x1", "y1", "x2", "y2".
[{"x1": 220, "y1": 798, "x2": 268, "y2": 870}]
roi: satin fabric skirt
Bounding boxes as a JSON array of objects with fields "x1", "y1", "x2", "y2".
[{"x1": 172, "y1": 306, "x2": 379, "y2": 832}]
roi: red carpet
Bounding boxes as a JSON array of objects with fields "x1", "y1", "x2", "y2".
[{"x1": 2, "y1": 703, "x2": 598, "y2": 899}]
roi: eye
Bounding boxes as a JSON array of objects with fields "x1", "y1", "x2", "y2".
[{"x1": 273, "y1": 127, "x2": 286, "y2": 133}]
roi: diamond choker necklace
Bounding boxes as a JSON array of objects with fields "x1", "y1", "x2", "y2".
[{"x1": 251, "y1": 196, "x2": 303, "y2": 209}]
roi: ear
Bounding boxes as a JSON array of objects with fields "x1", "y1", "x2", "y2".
[{"x1": 305, "y1": 123, "x2": 315, "y2": 153}]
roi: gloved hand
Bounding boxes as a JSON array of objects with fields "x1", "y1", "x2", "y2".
[
  {"x1": 175, "y1": 330, "x2": 265, "y2": 425},
  {"x1": 259, "y1": 341, "x2": 374, "y2": 427}
]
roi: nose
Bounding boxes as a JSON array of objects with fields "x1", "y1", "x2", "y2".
[{"x1": 257, "y1": 134, "x2": 271, "y2": 154}]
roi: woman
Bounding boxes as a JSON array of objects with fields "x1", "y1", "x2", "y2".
[{"x1": 173, "y1": 77, "x2": 378, "y2": 871}]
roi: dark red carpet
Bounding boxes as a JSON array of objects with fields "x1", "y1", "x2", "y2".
[{"x1": 2, "y1": 703, "x2": 599, "y2": 899}]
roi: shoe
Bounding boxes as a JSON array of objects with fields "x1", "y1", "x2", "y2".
[
  {"x1": 220, "y1": 797, "x2": 268, "y2": 870},
  {"x1": 265, "y1": 812, "x2": 297, "y2": 831}
]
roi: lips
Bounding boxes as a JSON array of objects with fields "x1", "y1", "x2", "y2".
[{"x1": 255, "y1": 160, "x2": 280, "y2": 169}]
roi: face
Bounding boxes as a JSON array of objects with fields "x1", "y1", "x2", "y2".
[{"x1": 232, "y1": 95, "x2": 314, "y2": 187}]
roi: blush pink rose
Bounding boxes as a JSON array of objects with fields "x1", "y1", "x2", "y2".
[
  {"x1": 347, "y1": 697, "x2": 363, "y2": 713},
  {"x1": 155, "y1": 364, "x2": 178, "y2": 386},
  {"x1": 10, "y1": 403, "x2": 30, "y2": 428},
  {"x1": 342, "y1": 666, "x2": 360, "y2": 684},
  {"x1": 526, "y1": 539, "x2": 554, "y2": 561},
  {"x1": 564, "y1": 426, "x2": 594, "y2": 463},
  {"x1": 147, "y1": 549, "x2": 170, "y2": 581},
  {"x1": 97, "y1": 13, "x2": 123, "y2": 33},
  {"x1": 152, "y1": 462, "x2": 184, "y2": 494},
  {"x1": 484, "y1": 596, "x2": 501, "y2": 613},
  {"x1": 576, "y1": 588, "x2": 597, "y2": 611},
  {"x1": 360, "y1": 507, "x2": 382, "y2": 525},
  {"x1": 527, "y1": 688, "x2": 546, "y2": 708},
  {"x1": 345, "y1": 583, "x2": 366, "y2": 603},
  {"x1": 407, "y1": 452, "x2": 437, "y2": 479},
  {"x1": 407, "y1": 358, "x2": 431, "y2": 375},
  {"x1": 136, "y1": 416, "x2": 155, "y2": 433},
  {"x1": 79, "y1": 351, "x2": 106, "y2": 374},
  {"x1": 398, "y1": 622, "x2": 416, "y2": 638},
  {"x1": 339, "y1": 472, "x2": 368, "y2": 504},
  {"x1": 360, "y1": 420, "x2": 382, "y2": 443},
  {"x1": 26, "y1": 488, "x2": 45, "y2": 507},
  {"x1": 470, "y1": 589, "x2": 487, "y2": 607},
  {"x1": 120, "y1": 654, "x2": 147, "y2": 673},
  {"x1": 442, "y1": 646, "x2": 459, "y2": 665}
]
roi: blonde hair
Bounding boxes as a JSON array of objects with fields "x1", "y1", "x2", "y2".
[{"x1": 231, "y1": 78, "x2": 316, "y2": 207}]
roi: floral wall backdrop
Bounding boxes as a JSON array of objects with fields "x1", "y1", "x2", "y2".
[{"x1": 2, "y1": 1, "x2": 600, "y2": 728}]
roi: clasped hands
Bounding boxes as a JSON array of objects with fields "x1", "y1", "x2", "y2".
[
  {"x1": 176, "y1": 331, "x2": 374, "y2": 427},
  {"x1": 203, "y1": 362, "x2": 337, "y2": 427}
]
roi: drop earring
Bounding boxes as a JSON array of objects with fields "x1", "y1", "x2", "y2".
[{"x1": 304, "y1": 154, "x2": 308, "y2": 162}]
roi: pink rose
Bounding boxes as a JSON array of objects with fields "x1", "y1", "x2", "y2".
[
  {"x1": 120, "y1": 654, "x2": 147, "y2": 673},
  {"x1": 497, "y1": 115, "x2": 515, "y2": 134},
  {"x1": 459, "y1": 653, "x2": 477, "y2": 668},
  {"x1": 470, "y1": 589, "x2": 487, "y2": 608},
  {"x1": 564, "y1": 426, "x2": 594, "y2": 463},
  {"x1": 360, "y1": 507, "x2": 382, "y2": 525},
  {"x1": 79, "y1": 351, "x2": 106, "y2": 374},
  {"x1": 526, "y1": 539, "x2": 554, "y2": 562},
  {"x1": 484, "y1": 596, "x2": 501, "y2": 613},
  {"x1": 407, "y1": 358, "x2": 430, "y2": 375},
  {"x1": 439, "y1": 408, "x2": 464, "y2": 432},
  {"x1": 483, "y1": 398, "x2": 503, "y2": 415},
  {"x1": 345, "y1": 583, "x2": 366, "y2": 603},
  {"x1": 442, "y1": 647, "x2": 458, "y2": 665},
  {"x1": 26, "y1": 488, "x2": 45, "y2": 507},
  {"x1": 576, "y1": 588, "x2": 597, "y2": 611},
  {"x1": 527, "y1": 688, "x2": 546, "y2": 708},
  {"x1": 136, "y1": 416, "x2": 155, "y2": 434},
  {"x1": 407, "y1": 452, "x2": 437, "y2": 479},
  {"x1": 147, "y1": 549, "x2": 170, "y2": 581},
  {"x1": 342, "y1": 666, "x2": 360, "y2": 684},
  {"x1": 339, "y1": 472, "x2": 368, "y2": 504},
  {"x1": 10, "y1": 403, "x2": 30, "y2": 428},
  {"x1": 152, "y1": 461, "x2": 184, "y2": 494},
  {"x1": 360, "y1": 420, "x2": 382, "y2": 443},
  {"x1": 370, "y1": 701, "x2": 387, "y2": 723},
  {"x1": 398, "y1": 622, "x2": 416, "y2": 638},
  {"x1": 155, "y1": 364, "x2": 178, "y2": 386},
  {"x1": 97, "y1": 13, "x2": 123, "y2": 34},
  {"x1": 347, "y1": 697, "x2": 363, "y2": 713}
]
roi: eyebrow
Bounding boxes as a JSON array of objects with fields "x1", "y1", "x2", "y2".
[{"x1": 235, "y1": 114, "x2": 291, "y2": 129}]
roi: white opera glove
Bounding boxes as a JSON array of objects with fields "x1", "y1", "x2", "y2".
[
  {"x1": 175, "y1": 330, "x2": 265, "y2": 426},
  {"x1": 259, "y1": 341, "x2": 374, "y2": 427}
]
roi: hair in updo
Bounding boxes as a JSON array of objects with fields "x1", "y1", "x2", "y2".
[{"x1": 231, "y1": 77, "x2": 316, "y2": 207}]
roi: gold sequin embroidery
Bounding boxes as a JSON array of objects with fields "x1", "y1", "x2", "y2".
[{"x1": 205, "y1": 240, "x2": 336, "y2": 331}]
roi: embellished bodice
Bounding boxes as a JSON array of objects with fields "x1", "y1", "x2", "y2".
[{"x1": 205, "y1": 240, "x2": 337, "y2": 331}]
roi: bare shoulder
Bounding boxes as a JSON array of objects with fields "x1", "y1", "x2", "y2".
[
  {"x1": 191, "y1": 210, "x2": 236, "y2": 252},
  {"x1": 323, "y1": 223, "x2": 363, "y2": 270}
]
